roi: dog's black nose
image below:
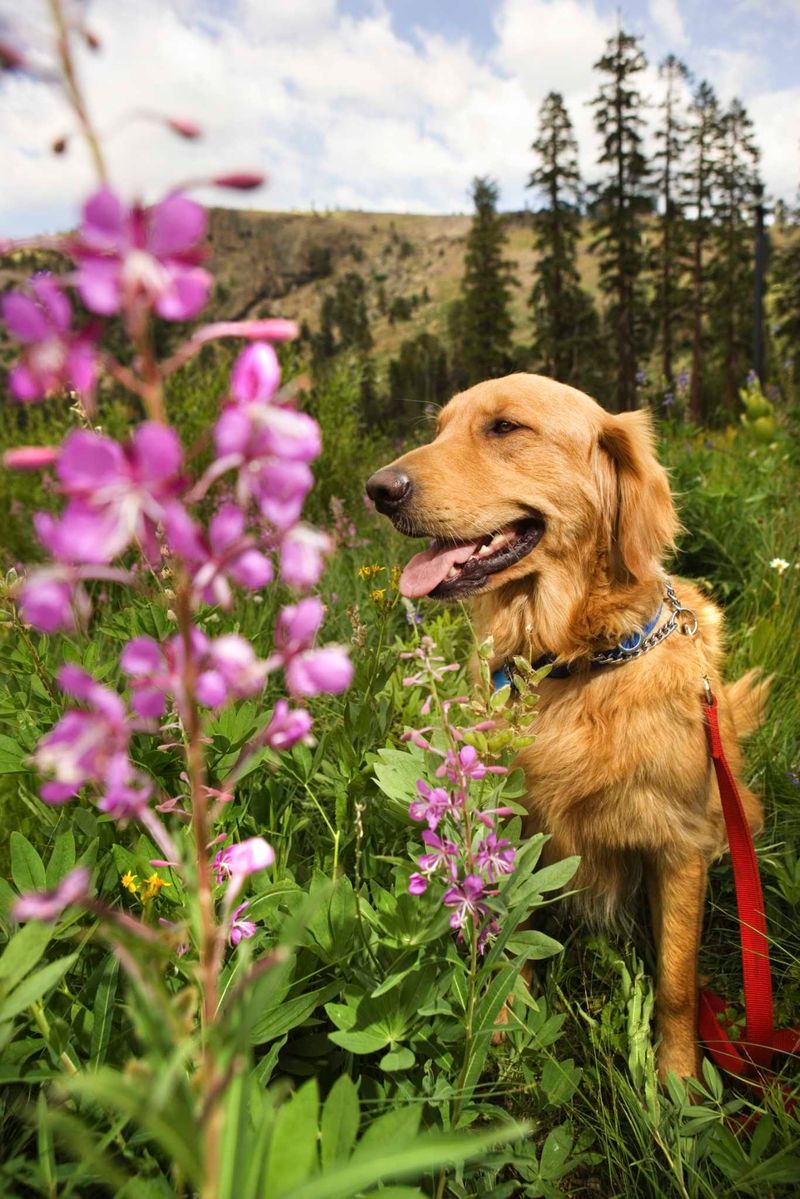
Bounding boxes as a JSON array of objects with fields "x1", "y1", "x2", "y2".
[{"x1": 365, "y1": 468, "x2": 412, "y2": 514}]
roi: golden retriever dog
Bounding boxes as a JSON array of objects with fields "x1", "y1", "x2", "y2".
[{"x1": 366, "y1": 373, "x2": 768, "y2": 1081}]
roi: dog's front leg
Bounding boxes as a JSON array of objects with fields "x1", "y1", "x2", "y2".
[{"x1": 647, "y1": 851, "x2": 706, "y2": 1081}]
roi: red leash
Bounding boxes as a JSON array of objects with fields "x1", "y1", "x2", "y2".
[{"x1": 698, "y1": 693, "x2": 800, "y2": 1106}]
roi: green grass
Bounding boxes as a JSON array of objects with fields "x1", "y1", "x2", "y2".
[{"x1": 0, "y1": 364, "x2": 798, "y2": 1196}]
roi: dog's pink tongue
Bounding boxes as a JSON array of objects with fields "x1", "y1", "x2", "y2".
[{"x1": 399, "y1": 541, "x2": 479, "y2": 599}]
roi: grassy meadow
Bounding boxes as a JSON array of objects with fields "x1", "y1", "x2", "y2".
[{"x1": 0, "y1": 349, "x2": 798, "y2": 1197}]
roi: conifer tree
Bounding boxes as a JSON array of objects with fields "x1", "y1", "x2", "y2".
[
  {"x1": 707, "y1": 99, "x2": 760, "y2": 412},
  {"x1": 590, "y1": 28, "x2": 652, "y2": 411},
  {"x1": 527, "y1": 92, "x2": 599, "y2": 387},
  {"x1": 684, "y1": 80, "x2": 721, "y2": 421},
  {"x1": 652, "y1": 55, "x2": 690, "y2": 391},
  {"x1": 771, "y1": 198, "x2": 800, "y2": 394},
  {"x1": 459, "y1": 177, "x2": 516, "y2": 385}
]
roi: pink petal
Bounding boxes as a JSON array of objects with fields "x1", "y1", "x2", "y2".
[
  {"x1": 147, "y1": 193, "x2": 206, "y2": 257},
  {"x1": 155, "y1": 267, "x2": 211, "y2": 321},
  {"x1": 131, "y1": 422, "x2": 182, "y2": 483},
  {"x1": 196, "y1": 669, "x2": 227, "y2": 708},
  {"x1": 229, "y1": 548, "x2": 273, "y2": 589},
  {"x1": 8, "y1": 363, "x2": 43, "y2": 401},
  {"x1": 57, "y1": 663, "x2": 96, "y2": 700},
  {"x1": 163, "y1": 502, "x2": 205, "y2": 560},
  {"x1": 4, "y1": 446, "x2": 58, "y2": 470},
  {"x1": 230, "y1": 343, "x2": 280, "y2": 404},
  {"x1": 121, "y1": 636, "x2": 162, "y2": 676},
  {"x1": 58, "y1": 430, "x2": 125, "y2": 490},
  {"x1": 30, "y1": 276, "x2": 71, "y2": 333},
  {"x1": 131, "y1": 687, "x2": 167, "y2": 719},
  {"x1": 81, "y1": 187, "x2": 126, "y2": 250},
  {"x1": 75, "y1": 259, "x2": 122, "y2": 315},
  {"x1": 209, "y1": 502, "x2": 244, "y2": 553},
  {"x1": 67, "y1": 341, "x2": 97, "y2": 396},
  {"x1": 1, "y1": 291, "x2": 51, "y2": 343}
]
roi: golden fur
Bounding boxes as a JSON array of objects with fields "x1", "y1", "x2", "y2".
[{"x1": 372, "y1": 373, "x2": 768, "y2": 1079}]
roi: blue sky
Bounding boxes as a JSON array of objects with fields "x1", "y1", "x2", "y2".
[{"x1": 1, "y1": 0, "x2": 798, "y2": 237}]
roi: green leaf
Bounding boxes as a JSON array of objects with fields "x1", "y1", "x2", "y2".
[
  {"x1": 0, "y1": 953, "x2": 78, "y2": 1023},
  {"x1": 0, "y1": 733, "x2": 26, "y2": 773},
  {"x1": 527, "y1": 857, "x2": 580, "y2": 895},
  {"x1": 251, "y1": 983, "x2": 338, "y2": 1045},
  {"x1": 328, "y1": 1026, "x2": 393, "y2": 1055},
  {"x1": 283, "y1": 1122, "x2": 530, "y2": 1199},
  {"x1": 541, "y1": 1057, "x2": 581, "y2": 1105},
  {"x1": 0, "y1": 923, "x2": 52, "y2": 990},
  {"x1": 45, "y1": 828, "x2": 76, "y2": 888},
  {"x1": 379, "y1": 1047, "x2": 416, "y2": 1072},
  {"x1": 36, "y1": 1089, "x2": 56, "y2": 1195},
  {"x1": 265, "y1": 1078, "x2": 319, "y2": 1197},
  {"x1": 89, "y1": 954, "x2": 119, "y2": 1067},
  {"x1": 372, "y1": 746, "x2": 426, "y2": 805},
  {"x1": 320, "y1": 1075, "x2": 360, "y2": 1172},
  {"x1": 10, "y1": 831, "x2": 46, "y2": 894},
  {"x1": 505, "y1": 930, "x2": 564, "y2": 960}
]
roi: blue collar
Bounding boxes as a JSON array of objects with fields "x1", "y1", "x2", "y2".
[{"x1": 491, "y1": 603, "x2": 664, "y2": 690}]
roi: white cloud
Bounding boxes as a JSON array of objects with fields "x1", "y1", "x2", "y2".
[
  {"x1": 0, "y1": 0, "x2": 797, "y2": 238},
  {"x1": 648, "y1": 0, "x2": 689, "y2": 48}
]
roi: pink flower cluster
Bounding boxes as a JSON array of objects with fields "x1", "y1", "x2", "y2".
[
  {"x1": 401, "y1": 639, "x2": 516, "y2": 953},
  {"x1": 3, "y1": 173, "x2": 353, "y2": 958}
]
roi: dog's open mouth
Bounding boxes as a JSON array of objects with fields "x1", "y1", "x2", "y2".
[{"x1": 398, "y1": 517, "x2": 545, "y2": 600}]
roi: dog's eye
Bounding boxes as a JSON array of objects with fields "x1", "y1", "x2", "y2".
[{"x1": 487, "y1": 419, "x2": 522, "y2": 436}]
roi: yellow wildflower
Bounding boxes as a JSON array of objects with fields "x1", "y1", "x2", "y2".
[
  {"x1": 140, "y1": 873, "x2": 171, "y2": 902},
  {"x1": 370, "y1": 588, "x2": 387, "y2": 603},
  {"x1": 357, "y1": 564, "x2": 384, "y2": 580},
  {"x1": 121, "y1": 871, "x2": 139, "y2": 895}
]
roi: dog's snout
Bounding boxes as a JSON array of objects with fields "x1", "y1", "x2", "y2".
[{"x1": 365, "y1": 468, "x2": 413, "y2": 514}]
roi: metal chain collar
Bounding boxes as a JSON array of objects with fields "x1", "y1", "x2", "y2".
[{"x1": 588, "y1": 578, "x2": 698, "y2": 668}]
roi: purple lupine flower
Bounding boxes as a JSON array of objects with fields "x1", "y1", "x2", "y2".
[
  {"x1": 285, "y1": 645, "x2": 353, "y2": 697},
  {"x1": 408, "y1": 778, "x2": 450, "y2": 829},
  {"x1": 280, "y1": 525, "x2": 331, "y2": 589},
  {"x1": 1, "y1": 275, "x2": 97, "y2": 403},
  {"x1": 229, "y1": 900, "x2": 258, "y2": 946},
  {"x1": 34, "y1": 665, "x2": 149, "y2": 815},
  {"x1": 214, "y1": 837, "x2": 275, "y2": 883},
  {"x1": 72, "y1": 187, "x2": 211, "y2": 321},
  {"x1": 12, "y1": 867, "x2": 91, "y2": 923},
  {"x1": 230, "y1": 342, "x2": 280, "y2": 404},
  {"x1": 417, "y1": 829, "x2": 458, "y2": 878},
  {"x1": 262, "y1": 699, "x2": 313, "y2": 750},
  {"x1": 475, "y1": 832, "x2": 516, "y2": 882},
  {"x1": 38, "y1": 424, "x2": 185, "y2": 564},
  {"x1": 442, "y1": 875, "x2": 488, "y2": 930}
]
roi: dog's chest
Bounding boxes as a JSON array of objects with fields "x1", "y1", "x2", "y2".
[{"x1": 512, "y1": 678, "x2": 709, "y2": 854}]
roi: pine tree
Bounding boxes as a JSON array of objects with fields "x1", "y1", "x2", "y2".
[
  {"x1": 527, "y1": 92, "x2": 600, "y2": 387},
  {"x1": 652, "y1": 55, "x2": 690, "y2": 391},
  {"x1": 684, "y1": 80, "x2": 722, "y2": 421},
  {"x1": 459, "y1": 177, "x2": 516, "y2": 385},
  {"x1": 771, "y1": 198, "x2": 800, "y2": 394},
  {"x1": 707, "y1": 99, "x2": 760, "y2": 413},
  {"x1": 590, "y1": 28, "x2": 653, "y2": 411}
]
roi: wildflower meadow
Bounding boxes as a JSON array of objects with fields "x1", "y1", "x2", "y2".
[{"x1": 1, "y1": 5, "x2": 799, "y2": 1198}]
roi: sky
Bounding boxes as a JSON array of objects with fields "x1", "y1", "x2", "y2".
[{"x1": 1, "y1": 0, "x2": 799, "y2": 237}]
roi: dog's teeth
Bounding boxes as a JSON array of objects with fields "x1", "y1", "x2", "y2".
[{"x1": 447, "y1": 566, "x2": 459, "y2": 579}]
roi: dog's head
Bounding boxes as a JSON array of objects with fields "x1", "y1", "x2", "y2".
[{"x1": 366, "y1": 373, "x2": 677, "y2": 604}]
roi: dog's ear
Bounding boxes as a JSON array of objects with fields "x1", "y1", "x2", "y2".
[{"x1": 599, "y1": 409, "x2": 677, "y2": 581}]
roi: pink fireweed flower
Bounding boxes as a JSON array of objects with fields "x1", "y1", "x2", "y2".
[
  {"x1": 475, "y1": 832, "x2": 516, "y2": 882},
  {"x1": 18, "y1": 567, "x2": 90, "y2": 633},
  {"x1": 34, "y1": 665, "x2": 149, "y2": 815},
  {"x1": 408, "y1": 873, "x2": 428, "y2": 896},
  {"x1": 408, "y1": 778, "x2": 451, "y2": 829},
  {"x1": 121, "y1": 629, "x2": 271, "y2": 714},
  {"x1": 230, "y1": 342, "x2": 280, "y2": 404},
  {"x1": 229, "y1": 900, "x2": 258, "y2": 946},
  {"x1": 280, "y1": 525, "x2": 331, "y2": 589},
  {"x1": 437, "y1": 744, "x2": 505, "y2": 785},
  {"x1": 417, "y1": 829, "x2": 459, "y2": 879},
  {"x1": 1, "y1": 275, "x2": 97, "y2": 403},
  {"x1": 442, "y1": 875, "x2": 488, "y2": 931},
  {"x1": 38, "y1": 423, "x2": 185, "y2": 564},
  {"x1": 214, "y1": 837, "x2": 275, "y2": 884},
  {"x1": 275, "y1": 596, "x2": 324, "y2": 656},
  {"x1": 12, "y1": 866, "x2": 91, "y2": 923},
  {"x1": 73, "y1": 187, "x2": 211, "y2": 321},
  {"x1": 171, "y1": 501, "x2": 273, "y2": 607},
  {"x1": 4, "y1": 446, "x2": 59, "y2": 471},
  {"x1": 285, "y1": 645, "x2": 353, "y2": 698},
  {"x1": 262, "y1": 699, "x2": 313, "y2": 750}
]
